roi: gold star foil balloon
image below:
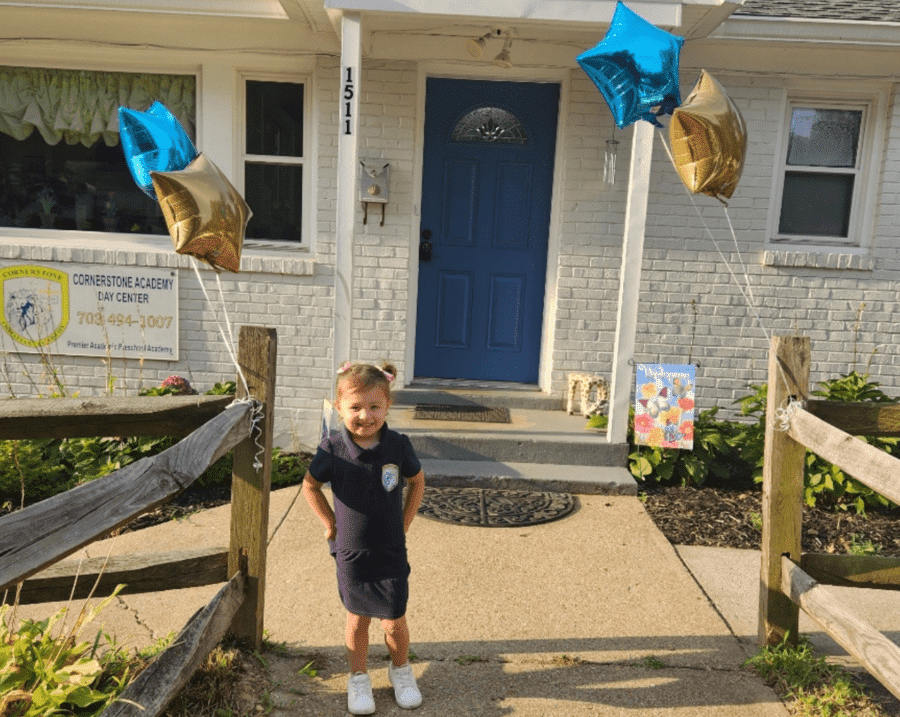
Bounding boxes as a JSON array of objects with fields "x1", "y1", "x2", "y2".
[
  {"x1": 669, "y1": 70, "x2": 747, "y2": 201},
  {"x1": 151, "y1": 154, "x2": 251, "y2": 273}
]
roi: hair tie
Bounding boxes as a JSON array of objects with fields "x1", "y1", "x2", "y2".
[{"x1": 335, "y1": 361, "x2": 395, "y2": 382}]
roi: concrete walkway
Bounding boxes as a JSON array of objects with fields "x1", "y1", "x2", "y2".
[{"x1": 15, "y1": 486, "x2": 791, "y2": 716}]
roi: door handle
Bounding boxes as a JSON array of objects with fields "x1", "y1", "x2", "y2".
[{"x1": 419, "y1": 229, "x2": 433, "y2": 262}]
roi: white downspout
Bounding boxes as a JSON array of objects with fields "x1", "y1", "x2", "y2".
[
  {"x1": 607, "y1": 120, "x2": 654, "y2": 445},
  {"x1": 334, "y1": 11, "x2": 361, "y2": 376}
]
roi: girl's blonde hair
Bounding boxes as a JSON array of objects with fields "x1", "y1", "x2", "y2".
[{"x1": 335, "y1": 361, "x2": 397, "y2": 400}]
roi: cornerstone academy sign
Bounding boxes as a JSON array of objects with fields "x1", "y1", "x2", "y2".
[{"x1": 0, "y1": 262, "x2": 178, "y2": 360}]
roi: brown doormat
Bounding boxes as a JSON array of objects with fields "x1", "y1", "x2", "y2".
[{"x1": 412, "y1": 404, "x2": 511, "y2": 423}]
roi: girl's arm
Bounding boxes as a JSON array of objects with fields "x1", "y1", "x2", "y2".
[
  {"x1": 403, "y1": 471, "x2": 425, "y2": 533},
  {"x1": 302, "y1": 472, "x2": 336, "y2": 540}
]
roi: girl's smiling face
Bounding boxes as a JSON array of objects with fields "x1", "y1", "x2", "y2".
[{"x1": 336, "y1": 384, "x2": 391, "y2": 447}]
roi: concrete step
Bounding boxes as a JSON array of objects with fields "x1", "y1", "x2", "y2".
[
  {"x1": 421, "y1": 459, "x2": 636, "y2": 495},
  {"x1": 393, "y1": 384, "x2": 563, "y2": 411},
  {"x1": 389, "y1": 404, "x2": 627, "y2": 467}
]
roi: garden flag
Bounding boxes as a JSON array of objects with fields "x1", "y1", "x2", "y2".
[{"x1": 635, "y1": 364, "x2": 696, "y2": 450}]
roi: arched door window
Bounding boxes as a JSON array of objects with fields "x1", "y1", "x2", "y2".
[{"x1": 450, "y1": 106, "x2": 528, "y2": 144}]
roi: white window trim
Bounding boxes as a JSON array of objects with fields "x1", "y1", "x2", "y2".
[
  {"x1": 239, "y1": 72, "x2": 314, "y2": 254},
  {"x1": 767, "y1": 82, "x2": 887, "y2": 255}
]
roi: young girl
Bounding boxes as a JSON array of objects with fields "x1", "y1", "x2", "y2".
[{"x1": 302, "y1": 361, "x2": 426, "y2": 714}]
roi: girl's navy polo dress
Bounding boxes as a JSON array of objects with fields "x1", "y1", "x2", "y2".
[{"x1": 308, "y1": 424, "x2": 422, "y2": 619}]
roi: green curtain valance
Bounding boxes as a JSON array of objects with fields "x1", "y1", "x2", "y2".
[{"x1": 0, "y1": 66, "x2": 195, "y2": 148}]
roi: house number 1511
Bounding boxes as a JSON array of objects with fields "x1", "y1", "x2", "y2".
[{"x1": 343, "y1": 67, "x2": 354, "y2": 135}]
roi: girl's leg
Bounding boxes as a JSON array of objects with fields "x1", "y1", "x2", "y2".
[
  {"x1": 346, "y1": 612, "x2": 372, "y2": 672},
  {"x1": 381, "y1": 615, "x2": 410, "y2": 666}
]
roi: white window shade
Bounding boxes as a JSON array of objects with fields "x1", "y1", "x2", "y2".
[
  {"x1": 0, "y1": 66, "x2": 195, "y2": 148},
  {"x1": 786, "y1": 108, "x2": 860, "y2": 168}
]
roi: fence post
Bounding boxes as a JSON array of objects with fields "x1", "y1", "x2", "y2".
[
  {"x1": 758, "y1": 335, "x2": 809, "y2": 647},
  {"x1": 228, "y1": 326, "x2": 277, "y2": 649}
]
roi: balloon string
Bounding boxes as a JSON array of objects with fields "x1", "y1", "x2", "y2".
[
  {"x1": 190, "y1": 258, "x2": 250, "y2": 397},
  {"x1": 192, "y1": 262, "x2": 304, "y2": 544},
  {"x1": 189, "y1": 258, "x2": 266, "y2": 466},
  {"x1": 656, "y1": 132, "x2": 798, "y2": 424}
]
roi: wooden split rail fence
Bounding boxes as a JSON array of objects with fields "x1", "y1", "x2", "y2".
[
  {"x1": 0, "y1": 325, "x2": 277, "y2": 717},
  {"x1": 760, "y1": 335, "x2": 900, "y2": 700}
]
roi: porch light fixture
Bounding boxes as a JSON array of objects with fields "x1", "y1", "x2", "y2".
[
  {"x1": 493, "y1": 34, "x2": 514, "y2": 68},
  {"x1": 467, "y1": 31, "x2": 492, "y2": 59}
]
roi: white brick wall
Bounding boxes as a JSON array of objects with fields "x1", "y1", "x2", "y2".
[
  {"x1": 351, "y1": 61, "x2": 418, "y2": 380},
  {"x1": 7, "y1": 59, "x2": 900, "y2": 444},
  {"x1": 554, "y1": 72, "x2": 900, "y2": 418}
]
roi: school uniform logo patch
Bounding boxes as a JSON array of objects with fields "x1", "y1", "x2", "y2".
[{"x1": 382, "y1": 464, "x2": 399, "y2": 492}]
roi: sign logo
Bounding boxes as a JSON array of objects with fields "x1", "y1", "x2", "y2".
[
  {"x1": 382, "y1": 464, "x2": 399, "y2": 492},
  {"x1": 0, "y1": 265, "x2": 69, "y2": 348}
]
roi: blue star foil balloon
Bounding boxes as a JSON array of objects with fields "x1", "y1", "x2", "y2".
[
  {"x1": 119, "y1": 101, "x2": 197, "y2": 197},
  {"x1": 577, "y1": 2, "x2": 684, "y2": 129}
]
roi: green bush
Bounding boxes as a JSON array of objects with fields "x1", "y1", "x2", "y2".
[
  {"x1": 736, "y1": 372, "x2": 900, "y2": 514},
  {"x1": 628, "y1": 406, "x2": 744, "y2": 487},
  {"x1": 0, "y1": 439, "x2": 69, "y2": 505},
  {"x1": 626, "y1": 370, "x2": 900, "y2": 514}
]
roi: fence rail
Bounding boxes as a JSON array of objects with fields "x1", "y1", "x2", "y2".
[
  {"x1": 759, "y1": 335, "x2": 900, "y2": 701},
  {"x1": 0, "y1": 394, "x2": 234, "y2": 439},
  {"x1": 0, "y1": 401, "x2": 252, "y2": 592},
  {"x1": 0, "y1": 325, "x2": 277, "y2": 717}
]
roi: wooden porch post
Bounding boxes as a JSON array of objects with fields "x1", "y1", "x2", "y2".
[
  {"x1": 229, "y1": 325, "x2": 277, "y2": 649},
  {"x1": 607, "y1": 120, "x2": 654, "y2": 445},
  {"x1": 758, "y1": 334, "x2": 809, "y2": 647}
]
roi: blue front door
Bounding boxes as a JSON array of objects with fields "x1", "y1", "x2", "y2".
[{"x1": 415, "y1": 78, "x2": 560, "y2": 383}]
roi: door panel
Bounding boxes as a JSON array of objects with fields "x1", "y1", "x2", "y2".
[
  {"x1": 487, "y1": 274, "x2": 525, "y2": 352},
  {"x1": 416, "y1": 78, "x2": 559, "y2": 382},
  {"x1": 443, "y1": 160, "x2": 478, "y2": 247},
  {"x1": 436, "y1": 271, "x2": 473, "y2": 349},
  {"x1": 494, "y1": 162, "x2": 532, "y2": 250}
]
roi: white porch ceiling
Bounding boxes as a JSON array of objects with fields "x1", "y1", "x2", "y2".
[
  {"x1": 0, "y1": 0, "x2": 290, "y2": 17},
  {"x1": 0, "y1": 0, "x2": 745, "y2": 63}
]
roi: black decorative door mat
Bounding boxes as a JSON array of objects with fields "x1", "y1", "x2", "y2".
[
  {"x1": 413, "y1": 404, "x2": 511, "y2": 423},
  {"x1": 417, "y1": 486, "x2": 576, "y2": 527}
]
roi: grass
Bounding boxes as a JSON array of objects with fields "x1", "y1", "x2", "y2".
[{"x1": 744, "y1": 636, "x2": 888, "y2": 716}]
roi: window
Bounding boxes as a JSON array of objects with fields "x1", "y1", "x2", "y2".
[
  {"x1": 243, "y1": 79, "x2": 304, "y2": 243},
  {"x1": 451, "y1": 106, "x2": 528, "y2": 145},
  {"x1": 0, "y1": 66, "x2": 195, "y2": 235},
  {"x1": 772, "y1": 102, "x2": 867, "y2": 246}
]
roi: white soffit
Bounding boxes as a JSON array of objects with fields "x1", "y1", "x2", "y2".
[
  {"x1": 0, "y1": 0, "x2": 290, "y2": 17},
  {"x1": 323, "y1": 0, "x2": 682, "y2": 27}
]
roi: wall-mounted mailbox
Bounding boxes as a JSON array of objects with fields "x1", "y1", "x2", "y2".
[{"x1": 360, "y1": 159, "x2": 389, "y2": 225}]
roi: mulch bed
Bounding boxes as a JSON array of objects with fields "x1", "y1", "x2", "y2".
[{"x1": 641, "y1": 481, "x2": 900, "y2": 557}]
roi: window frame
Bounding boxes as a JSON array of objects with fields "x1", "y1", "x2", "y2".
[
  {"x1": 768, "y1": 84, "x2": 887, "y2": 253},
  {"x1": 239, "y1": 72, "x2": 312, "y2": 251}
]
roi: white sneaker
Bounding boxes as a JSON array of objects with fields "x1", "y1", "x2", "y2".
[
  {"x1": 388, "y1": 662, "x2": 422, "y2": 709},
  {"x1": 347, "y1": 671, "x2": 376, "y2": 715}
]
